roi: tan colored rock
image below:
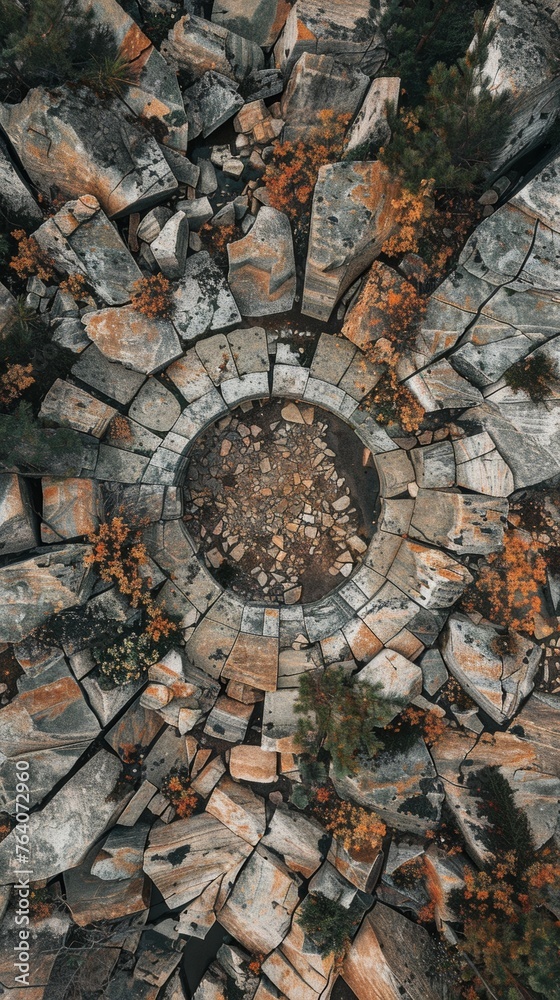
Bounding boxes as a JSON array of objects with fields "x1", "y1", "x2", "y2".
[
  {"x1": 207, "y1": 776, "x2": 266, "y2": 845},
  {"x1": 40, "y1": 379, "x2": 117, "y2": 437},
  {"x1": 345, "y1": 77, "x2": 400, "y2": 155},
  {"x1": 41, "y1": 477, "x2": 101, "y2": 543},
  {"x1": 261, "y1": 804, "x2": 324, "y2": 877},
  {"x1": 302, "y1": 161, "x2": 400, "y2": 321},
  {"x1": 356, "y1": 648, "x2": 422, "y2": 717},
  {"x1": 83, "y1": 305, "x2": 181, "y2": 375},
  {"x1": 162, "y1": 14, "x2": 264, "y2": 84},
  {"x1": 219, "y1": 846, "x2": 300, "y2": 953},
  {"x1": 229, "y1": 745, "x2": 277, "y2": 783},
  {"x1": 274, "y1": 0, "x2": 384, "y2": 76},
  {"x1": 222, "y1": 632, "x2": 279, "y2": 691},
  {"x1": 387, "y1": 539, "x2": 473, "y2": 609},
  {"x1": 409, "y1": 489, "x2": 508, "y2": 554},
  {"x1": 228, "y1": 207, "x2": 296, "y2": 316}
]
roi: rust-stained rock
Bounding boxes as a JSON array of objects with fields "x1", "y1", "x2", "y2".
[
  {"x1": 229, "y1": 745, "x2": 278, "y2": 784},
  {"x1": 0, "y1": 750, "x2": 129, "y2": 883},
  {"x1": 345, "y1": 77, "x2": 400, "y2": 156},
  {"x1": 342, "y1": 903, "x2": 447, "y2": 1000},
  {"x1": 0, "y1": 474, "x2": 37, "y2": 554},
  {"x1": 162, "y1": 14, "x2": 264, "y2": 84},
  {"x1": 342, "y1": 262, "x2": 410, "y2": 351},
  {"x1": 327, "y1": 838, "x2": 382, "y2": 892},
  {"x1": 356, "y1": 648, "x2": 422, "y2": 718},
  {"x1": 83, "y1": 305, "x2": 182, "y2": 375},
  {"x1": 409, "y1": 489, "x2": 508, "y2": 554},
  {"x1": 280, "y1": 52, "x2": 369, "y2": 132},
  {"x1": 0, "y1": 659, "x2": 100, "y2": 813},
  {"x1": 222, "y1": 631, "x2": 279, "y2": 691},
  {"x1": 204, "y1": 695, "x2": 254, "y2": 743},
  {"x1": 33, "y1": 196, "x2": 141, "y2": 305},
  {"x1": 212, "y1": 0, "x2": 291, "y2": 48},
  {"x1": 41, "y1": 477, "x2": 101, "y2": 543},
  {"x1": 65, "y1": 826, "x2": 150, "y2": 925},
  {"x1": 274, "y1": 0, "x2": 385, "y2": 76},
  {"x1": 302, "y1": 161, "x2": 400, "y2": 321},
  {"x1": 39, "y1": 379, "x2": 117, "y2": 437},
  {"x1": 219, "y1": 846, "x2": 300, "y2": 953},
  {"x1": 387, "y1": 539, "x2": 473, "y2": 609},
  {"x1": 227, "y1": 207, "x2": 296, "y2": 316},
  {"x1": 143, "y1": 812, "x2": 252, "y2": 908},
  {"x1": 207, "y1": 775, "x2": 266, "y2": 845},
  {"x1": 0, "y1": 86, "x2": 177, "y2": 218},
  {"x1": 441, "y1": 615, "x2": 541, "y2": 723},
  {"x1": 0, "y1": 544, "x2": 94, "y2": 643}
]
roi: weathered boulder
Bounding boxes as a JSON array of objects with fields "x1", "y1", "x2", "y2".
[
  {"x1": 83, "y1": 305, "x2": 182, "y2": 375},
  {"x1": 0, "y1": 544, "x2": 95, "y2": 643},
  {"x1": 0, "y1": 87, "x2": 177, "y2": 218},
  {"x1": 0, "y1": 659, "x2": 100, "y2": 813},
  {"x1": 144, "y1": 812, "x2": 252, "y2": 908},
  {"x1": 64, "y1": 824, "x2": 150, "y2": 925},
  {"x1": 344, "y1": 77, "x2": 400, "y2": 156},
  {"x1": 0, "y1": 750, "x2": 128, "y2": 883},
  {"x1": 333, "y1": 739, "x2": 444, "y2": 834},
  {"x1": 184, "y1": 71, "x2": 244, "y2": 139},
  {"x1": 342, "y1": 903, "x2": 448, "y2": 1000},
  {"x1": 261, "y1": 804, "x2": 325, "y2": 877},
  {"x1": 280, "y1": 52, "x2": 369, "y2": 132},
  {"x1": 33, "y1": 195, "x2": 142, "y2": 305},
  {"x1": 0, "y1": 133, "x2": 42, "y2": 227},
  {"x1": 356, "y1": 648, "x2": 423, "y2": 718},
  {"x1": 162, "y1": 14, "x2": 264, "y2": 84},
  {"x1": 41, "y1": 477, "x2": 101, "y2": 542},
  {"x1": 409, "y1": 490, "x2": 508, "y2": 554},
  {"x1": 212, "y1": 0, "x2": 291, "y2": 48},
  {"x1": 219, "y1": 846, "x2": 300, "y2": 953},
  {"x1": 151, "y1": 211, "x2": 189, "y2": 279},
  {"x1": 0, "y1": 474, "x2": 37, "y2": 554},
  {"x1": 274, "y1": 0, "x2": 385, "y2": 76},
  {"x1": 228, "y1": 207, "x2": 296, "y2": 316},
  {"x1": 441, "y1": 615, "x2": 541, "y2": 723},
  {"x1": 206, "y1": 776, "x2": 266, "y2": 845},
  {"x1": 229, "y1": 744, "x2": 278, "y2": 783},
  {"x1": 387, "y1": 539, "x2": 473, "y2": 609},
  {"x1": 172, "y1": 251, "x2": 241, "y2": 342},
  {"x1": 302, "y1": 161, "x2": 400, "y2": 321},
  {"x1": 480, "y1": 0, "x2": 560, "y2": 171}
]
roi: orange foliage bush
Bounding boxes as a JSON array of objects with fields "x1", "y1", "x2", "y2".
[
  {"x1": 59, "y1": 272, "x2": 89, "y2": 298},
  {"x1": 0, "y1": 363, "x2": 35, "y2": 407},
  {"x1": 161, "y1": 767, "x2": 199, "y2": 818},
  {"x1": 391, "y1": 706, "x2": 447, "y2": 746},
  {"x1": 131, "y1": 274, "x2": 174, "y2": 319},
  {"x1": 200, "y1": 221, "x2": 238, "y2": 258},
  {"x1": 312, "y1": 787, "x2": 386, "y2": 861},
  {"x1": 462, "y1": 529, "x2": 547, "y2": 635},
  {"x1": 263, "y1": 110, "x2": 351, "y2": 228},
  {"x1": 86, "y1": 516, "x2": 177, "y2": 642},
  {"x1": 9, "y1": 230, "x2": 56, "y2": 282}
]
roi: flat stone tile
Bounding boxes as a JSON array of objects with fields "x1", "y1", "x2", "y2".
[
  {"x1": 227, "y1": 327, "x2": 270, "y2": 374},
  {"x1": 310, "y1": 332, "x2": 356, "y2": 384},
  {"x1": 128, "y1": 378, "x2": 182, "y2": 431},
  {"x1": 71, "y1": 344, "x2": 146, "y2": 404},
  {"x1": 272, "y1": 364, "x2": 309, "y2": 398},
  {"x1": 303, "y1": 377, "x2": 346, "y2": 413},
  {"x1": 196, "y1": 333, "x2": 238, "y2": 385},
  {"x1": 222, "y1": 632, "x2": 279, "y2": 691},
  {"x1": 185, "y1": 616, "x2": 239, "y2": 679},
  {"x1": 94, "y1": 445, "x2": 150, "y2": 483},
  {"x1": 40, "y1": 378, "x2": 117, "y2": 437},
  {"x1": 221, "y1": 372, "x2": 270, "y2": 407},
  {"x1": 165, "y1": 349, "x2": 215, "y2": 403}
]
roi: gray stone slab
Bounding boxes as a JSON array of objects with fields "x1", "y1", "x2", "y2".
[
  {"x1": 227, "y1": 326, "x2": 270, "y2": 374},
  {"x1": 72, "y1": 345, "x2": 146, "y2": 404},
  {"x1": 304, "y1": 594, "x2": 354, "y2": 642},
  {"x1": 310, "y1": 333, "x2": 356, "y2": 385},
  {"x1": 40, "y1": 378, "x2": 117, "y2": 437},
  {"x1": 94, "y1": 445, "x2": 150, "y2": 483},
  {"x1": 272, "y1": 364, "x2": 309, "y2": 398},
  {"x1": 172, "y1": 251, "x2": 241, "y2": 342},
  {"x1": 221, "y1": 371, "x2": 270, "y2": 406},
  {"x1": 303, "y1": 377, "x2": 346, "y2": 413},
  {"x1": 195, "y1": 333, "x2": 238, "y2": 385},
  {"x1": 169, "y1": 389, "x2": 229, "y2": 443},
  {"x1": 165, "y1": 349, "x2": 216, "y2": 403},
  {"x1": 128, "y1": 379, "x2": 182, "y2": 432},
  {"x1": 348, "y1": 409, "x2": 398, "y2": 454}
]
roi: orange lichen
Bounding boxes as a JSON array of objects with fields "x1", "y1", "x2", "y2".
[{"x1": 462, "y1": 529, "x2": 547, "y2": 635}]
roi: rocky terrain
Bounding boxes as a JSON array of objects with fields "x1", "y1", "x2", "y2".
[{"x1": 0, "y1": 1, "x2": 559, "y2": 999}]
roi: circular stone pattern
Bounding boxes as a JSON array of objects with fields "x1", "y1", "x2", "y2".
[{"x1": 183, "y1": 399, "x2": 378, "y2": 604}]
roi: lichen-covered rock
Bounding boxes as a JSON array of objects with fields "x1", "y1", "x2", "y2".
[
  {"x1": 302, "y1": 161, "x2": 400, "y2": 321},
  {"x1": 173, "y1": 251, "x2": 241, "y2": 341},
  {"x1": 212, "y1": 0, "x2": 291, "y2": 48},
  {"x1": 0, "y1": 134, "x2": 42, "y2": 227},
  {"x1": 441, "y1": 615, "x2": 541, "y2": 723},
  {"x1": 333, "y1": 739, "x2": 444, "y2": 834},
  {"x1": 228, "y1": 207, "x2": 296, "y2": 316},
  {"x1": 162, "y1": 14, "x2": 264, "y2": 84},
  {"x1": 219, "y1": 846, "x2": 300, "y2": 953},
  {"x1": 41, "y1": 477, "x2": 101, "y2": 543},
  {"x1": 409, "y1": 490, "x2": 508, "y2": 554},
  {"x1": 344, "y1": 77, "x2": 400, "y2": 156},
  {"x1": 280, "y1": 52, "x2": 369, "y2": 132},
  {"x1": 0, "y1": 544, "x2": 94, "y2": 643},
  {"x1": 0, "y1": 474, "x2": 37, "y2": 555},
  {"x1": 0, "y1": 87, "x2": 178, "y2": 218},
  {"x1": 274, "y1": 0, "x2": 385, "y2": 76},
  {"x1": 83, "y1": 305, "x2": 182, "y2": 375},
  {"x1": 184, "y1": 71, "x2": 244, "y2": 139}
]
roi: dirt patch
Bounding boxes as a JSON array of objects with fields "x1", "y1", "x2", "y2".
[{"x1": 183, "y1": 399, "x2": 378, "y2": 603}]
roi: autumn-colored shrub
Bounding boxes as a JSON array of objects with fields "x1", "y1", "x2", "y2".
[
  {"x1": 9, "y1": 229, "x2": 56, "y2": 281},
  {"x1": 388, "y1": 706, "x2": 447, "y2": 746},
  {"x1": 131, "y1": 274, "x2": 174, "y2": 319},
  {"x1": 86, "y1": 515, "x2": 178, "y2": 643},
  {"x1": 295, "y1": 666, "x2": 394, "y2": 777},
  {"x1": 200, "y1": 221, "x2": 238, "y2": 261},
  {"x1": 462, "y1": 529, "x2": 547, "y2": 635},
  {"x1": 161, "y1": 766, "x2": 199, "y2": 818},
  {"x1": 93, "y1": 624, "x2": 164, "y2": 687},
  {"x1": 311, "y1": 787, "x2": 386, "y2": 861},
  {"x1": 263, "y1": 109, "x2": 351, "y2": 246},
  {"x1": 59, "y1": 271, "x2": 89, "y2": 298},
  {"x1": 108, "y1": 414, "x2": 133, "y2": 443},
  {"x1": 0, "y1": 363, "x2": 35, "y2": 407}
]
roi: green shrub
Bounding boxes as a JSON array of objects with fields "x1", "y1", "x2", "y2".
[
  {"x1": 297, "y1": 893, "x2": 356, "y2": 957},
  {"x1": 379, "y1": 22, "x2": 512, "y2": 193},
  {"x1": 93, "y1": 624, "x2": 164, "y2": 689},
  {"x1": 504, "y1": 354, "x2": 558, "y2": 403},
  {"x1": 295, "y1": 666, "x2": 394, "y2": 778}
]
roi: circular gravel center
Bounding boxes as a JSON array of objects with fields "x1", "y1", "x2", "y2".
[{"x1": 183, "y1": 400, "x2": 377, "y2": 604}]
